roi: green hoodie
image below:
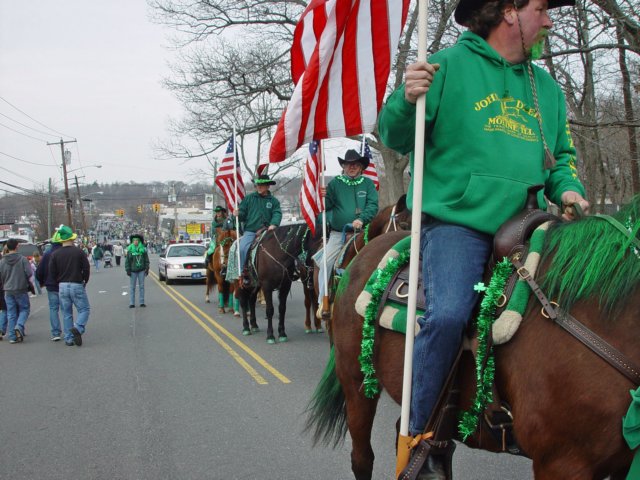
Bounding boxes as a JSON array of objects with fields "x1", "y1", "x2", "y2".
[
  {"x1": 379, "y1": 31, "x2": 585, "y2": 235},
  {"x1": 325, "y1": 175, "x2": 379, "y2": 231},
  {"x1": 238, "y1": 191, "x2": 282, "y2": 232}
]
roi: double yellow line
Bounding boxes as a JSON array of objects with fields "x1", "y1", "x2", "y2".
[{"x1": 151, "y1": 272, "x2": 290, "y2": 385}]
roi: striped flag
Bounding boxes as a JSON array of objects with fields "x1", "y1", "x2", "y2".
[
  {"x1": 215, "y1": 136, "x2": 245, "y2": 210},
  {"x1": 299, "y1": 140, "x2": 323, "y2": 234},
  {"x1": 361, "y1": 137, "x2": 379, "y2": 190},
  {"x1": 269, "y1": 0, "x2": 410, "y2": 163}
]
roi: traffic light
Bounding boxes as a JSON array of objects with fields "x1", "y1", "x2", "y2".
[
  {"x1": 137, "y1": 205, "x2": 142, "y2": 213},
  {"x1": 153, "y1": 203, "x2": 160, "y2": 213},
  {"x1": 115, "y1": 209, "x2": 124, "y2": 217}
]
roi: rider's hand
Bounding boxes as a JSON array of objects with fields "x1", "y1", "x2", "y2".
[
  {"x1": 352, "y1": 219, "x2": 364, "y2": 230},
  {"x1": 561, "y1": 191, "x2": 590, "y2": 221},
  {"x1": 319, "y1": 187, "x2": 327, "y2": 197},
  {"x1": 405, "y1": 62, "x2": 441, "y2": 104},
  {"x1": 268, "y1": 225, "x2": 277, "y2": 231}
]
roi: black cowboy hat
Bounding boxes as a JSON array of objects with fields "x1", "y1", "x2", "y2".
[
  {"x1": 455, "y1": 0, "x2": 575, "y2": 26},
  {"x1": 214, "y1": 205, "x2": 227, "y2": 213},
  {"x1": 253, "y1": 174, "x2": 276, "y2": 186},
  {"x1": 338, "y1": 149, "x2": 370, "y2": 170},
  {"x1": 129, "y1": 233, "x2": 145, "y2": 244}
]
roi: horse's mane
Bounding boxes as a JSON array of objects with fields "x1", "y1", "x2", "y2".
[{"x1": 540, "y1": 195, "x2": 640, "y2": 315}]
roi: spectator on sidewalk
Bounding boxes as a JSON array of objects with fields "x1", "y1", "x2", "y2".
[
  {"x1": 125, "y1": 233, "x2": 150, "y2": 308},
  {"x1": 0, "y1": 238, "x2": 32, "y2": 343},
  {"x1": 49, "y1": 225, "x2": 91, "y2": 347},
  {"x1": 36, "y1": 232, "x2": 64, "y2": 341}
]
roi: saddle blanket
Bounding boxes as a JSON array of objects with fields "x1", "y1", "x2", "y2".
[{"x1": 354, "y1": 222, "x2": 550, "y2": 344}]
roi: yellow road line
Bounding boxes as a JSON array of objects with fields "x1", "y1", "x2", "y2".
[
  {"x1": 152, "y1": 274, "x2": 268, "y2": 385},
  {"x1": 151, "y1": 272, "x2": 291, "y2": 384}
]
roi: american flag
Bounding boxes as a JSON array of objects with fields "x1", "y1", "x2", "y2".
[
  {"x1": 361, "y1": 137, "x2": 379, "y2": 190},
  {"x1": 299, "y1": 140, "x2": 323, "y2": 235},
  {"x1": 269, "y1": 0, "x2": 410, "y2": 163},
  {"x1": 215, "y1": 136, "x2": 245, "y2": 210}
]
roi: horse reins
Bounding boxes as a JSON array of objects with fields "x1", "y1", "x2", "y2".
[{"x1": 514, "y1": 206, "x2": 640, "y2": 386}]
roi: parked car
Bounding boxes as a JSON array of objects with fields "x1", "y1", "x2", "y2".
[
  {"x1": 0, "y1": 239, "x2": 42, "y2": 261},
  {"x1": 158, "y1": 243, "x2": 207, "y2": 284}
]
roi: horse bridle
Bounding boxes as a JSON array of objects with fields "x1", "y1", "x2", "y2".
[{"x1": 513, "y1": 209, "x2": 640, "y2": 386}]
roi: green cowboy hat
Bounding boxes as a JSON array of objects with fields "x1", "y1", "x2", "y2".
[
  {"x1": 454, "y1": 0, "x2": 575, "y2": 26},
  {"x1": 52, "y1": 224, "x2": 77, "y2": 243},
  {"x1": 338, "y1": 149, "x2": 370, "y2": 170},
  {"x1": 253, "y1": 174, "x2": 276, "y2": 186},
  {"x1": 214, "y1": 205, "x2": 227, "y2": 213}
]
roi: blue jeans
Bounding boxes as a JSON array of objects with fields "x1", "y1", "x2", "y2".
[
  {"x1": 93, "y1": 258, "x2": 101, "y2": 270},
  {"x1": 59, "y1": 282, "x2": 91, "y2": 343},
  {"x1": 315, "y1": 231, "x2": 344, "y2": 301},
  {"x1": 129, "y1": 271, "x2": 146, "y2": 305},
  {"x1": 4, "y1": 292, "x2": 30, "y2": 341},
  {"x1": 47, "y1": 289, "x2": 61, "y2": 337},
  {"x1": 238, "y1": 232, "x2": 256, "y2": 270},
  {"x1": 409, "y1": 220, "x2": 492, "y2": 435},
  {"x1": 0, "y1": 308, "x2": 7, "y2": 334}
]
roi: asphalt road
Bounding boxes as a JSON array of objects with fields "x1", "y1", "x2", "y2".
[{"x1": 0, "y1": 254, "x2": 533, "y2": 479}]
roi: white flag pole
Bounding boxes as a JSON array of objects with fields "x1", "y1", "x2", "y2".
[
  {"x1": 233, "y1": 126, "x2": 242, "y2": 276},
  {"x1": 396, "y1": 0, "x2": 430, "y2": 476},
  {"x1": 320, "y1": 140, "x2": 330, "y2": 316}
]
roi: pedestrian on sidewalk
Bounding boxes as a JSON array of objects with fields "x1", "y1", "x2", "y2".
[
  {"x1": 36, "y1": 231, "x2": 64, "y2": 341},
  {"x1": 0, "y1": 238, "x2": 32, "y2": 343},
  {"x1": 125, "y1": 233, "x2": 150, "y2": 308},
  {"x1": 49, "y1": 225, "x2": 91, "y2": 347},
  {"x1": 113, "y1": 242, "x2": 124, "y2": 267}
]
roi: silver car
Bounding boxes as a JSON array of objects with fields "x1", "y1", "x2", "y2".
[{"x1": 158, "y1": 243, "x2": 207, "y2": 284}]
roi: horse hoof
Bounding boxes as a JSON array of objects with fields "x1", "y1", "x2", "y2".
[
  {"x1": 242, "y1": 329, "x2": 251, "y2": 336},
  {"x1": 206, "y1": 299, "x2": 210, "y2": 303},
  {"x1": 218, "y1": 309, "x2": 225, "y2": 314},
  {"x1": 251, "y1": 327, "x2": 260, "y2": 333},
  {"x1": 234, "y1": 311, "x2": 240, "y2": 317},
  {"x1": 305, "y1": 329, "x2": 312, "y2": 334},
  {"x1": 267, "y1": 338, "x2": 276, "y2": 344},
  {"x1": 316, "y1": 328, "x2": 324, "y2": 333},
  {"x1": 278, "y1": 336, "x2": 288, "y2": 343}
]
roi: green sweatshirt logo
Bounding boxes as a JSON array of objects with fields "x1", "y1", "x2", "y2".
[{"x1": 475, "y1": 93, "x2": 538, "y2": 142}]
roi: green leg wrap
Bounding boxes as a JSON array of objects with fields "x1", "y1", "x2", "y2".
[{"x1": 218, "y1": 293, "x2": 224, "y2": 308}]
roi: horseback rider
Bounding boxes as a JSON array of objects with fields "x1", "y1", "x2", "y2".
[
  {"x1": 234, "y1": 174, "x2": 282, "y2": 287},
  {"x1": 205, "y1": 205, "x2": 232, "y2": 270},
  {"x1": 378, "y1": 0, "x2": 589, "y2": 477},
  {"x1": 316, "y1": 149, "x2": 379, "y2": 316}
]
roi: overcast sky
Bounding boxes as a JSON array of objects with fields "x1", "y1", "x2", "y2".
[
  {"x1": 0, "y1": 1, "x2": 218, "y2": 194},
  {"x1": 0, "y1": 1, "x2": 362, "y2": 198}
]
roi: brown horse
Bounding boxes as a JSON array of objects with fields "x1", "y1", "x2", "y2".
[
  {"x1": 306, "y1": 199, "x2": 640, "y2": 479},
  {"x1": 205, "y1": 228, "x2": 238, "y2": 314},
  {"x1": 237, "y1": 223, "x2": 309, "y2": 344}
]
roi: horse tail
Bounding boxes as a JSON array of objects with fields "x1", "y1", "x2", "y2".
[{"x1": 303, "y1": 346, "x2": 347, "y2": 447}]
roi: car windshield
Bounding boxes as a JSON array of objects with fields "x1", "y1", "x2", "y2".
[{"x1": 168, "y1": 246, "x2": 205, "y2": 257}]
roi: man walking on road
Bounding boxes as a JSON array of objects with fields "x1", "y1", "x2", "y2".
[
  {"x1": 36, "y1": 230, "x2": 64, "y2": 341},
  {"x1": 0, "y1": 238, "x2": 32, "y2": 343},
  {"x1": 49, "y1": 225, "x2": 91, "y2": 347},
  {"x1": 113, "y1": 242, "x2": 124, "y2": 267}
]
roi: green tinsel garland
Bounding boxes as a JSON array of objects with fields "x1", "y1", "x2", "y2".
[
  {"x1": 359, "y1": 248, "x2": 412, "y2": 398},
  {"x1": 458, "y1": 258, "x2": 513, "y2": 440},
  {"x1": 337, "y1": 175, "x2": 365, "y2": 186},
  {"x1": 363, "y1": 224, "x2": 370, "y2": 245}
]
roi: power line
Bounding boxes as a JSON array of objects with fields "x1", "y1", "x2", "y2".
[
  {"x1": 0, "y1": 95, "x2": 75, "y2": 139},
  {"x1": 0, "y1": 121, "x2": 49, "y2": 142},
  {"x1": 0, "y1": 150, "x2": 59, "y2": 167},
  {"x1": 0, "y1": 165, "x2": 49, "y2": 186},
  {"x1": 0, "y1": 112, "x2": 61, "y2": 138}
]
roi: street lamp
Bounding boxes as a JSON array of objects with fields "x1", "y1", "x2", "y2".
[{"x1": 67, "y1": 164, "x2": 103, "y2": 174}]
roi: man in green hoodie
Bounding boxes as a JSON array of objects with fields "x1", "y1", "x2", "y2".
[
  {"x1": 234, "y1": 175, "x2": 282, "y2": 286},
  {"x1": 379, "y1": 0, "x2": 589, "y2": 476},
  {"x1": 316, "y1": 149, "x2": 378, "y2": 312}
]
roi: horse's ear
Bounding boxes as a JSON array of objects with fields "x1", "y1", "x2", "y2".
[{"x1": 397, "y1": 194, "x2": 407, "y2": 212}]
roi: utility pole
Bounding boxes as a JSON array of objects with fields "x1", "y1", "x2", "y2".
[
  {"x1": 47, "y1": 178, "x2": 53, "y2": 239},
  {"x1": 47, "y1": 138, "x2": 77, "y2": 228},
  {"x1": 74, "y1": 175, "x2": 87, "y2": 234}
]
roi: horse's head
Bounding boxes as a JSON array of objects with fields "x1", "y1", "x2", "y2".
[{"x1": 367, "y1": 194, "x2": 410, "y2": 238}]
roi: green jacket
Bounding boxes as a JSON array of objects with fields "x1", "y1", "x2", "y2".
[
  {"x1": 125, "y1": 245, "x2": 150, "y2": 273},
  {"x1": 238, "y1": 191, "x2": 282, "y2": 232},
  {"x1": 624, "y1": 387, "x2": 640, "y2": 480},
  {"x1": 378, "y1": 31, "x2": 585, "y2": 235},
  {"x1": 325, "y1": 175, "x2": 379, "y2": 231}
]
